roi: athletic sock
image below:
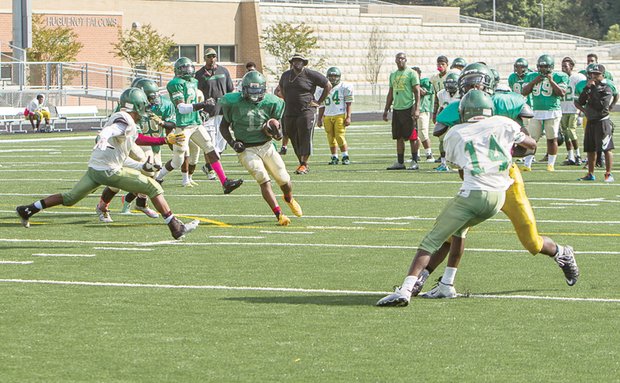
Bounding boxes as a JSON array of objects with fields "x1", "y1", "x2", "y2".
[
  {"x1": 440, "y1": 267, "x2": 458, "y2": 285},
  {"x1": 425, "y1": 148, "x2": 433, "y2": 156},
  {"x1": 341, "y1": 151, "x2": 348, "y2": 157},
  {"x1": 524, "y1": 155, "x2": 534, "y2": 168},
  {"x1": 548, "y1": 154, "x2": 557, "y2": 166},
  {"x1": 182, "y1": 172, "x2": 190, "y2": 183},
  {"x1": 157, "y1": 167, "x2": 170, "y2": 180},
  {"x1": 568, "y1": 149, "x2": 575, "y2": 161},
  {"x1": 401, "y1": 275, "x2": 418, "y2": 296},
  {"x1": 272, "y1": 205, "x2": 282, "y2": 218},
  {"x1": 33, "y1": 200, "x2": 45, "y2": 210},
  {"x1": 163, "y1": 212, "x2": 174, "y2": 223},
  {"x1": 210, "y1": 161, "x2": 227, "y2": 185},
  {"x1": 397, "y1": 153, "x2": 404, "y2": 164}
]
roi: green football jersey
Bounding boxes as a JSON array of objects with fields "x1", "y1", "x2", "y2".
[
  {"x1": 219, "y1": 93, "x2": 285, "y2": 144},
  {"x1": 508, "y1": 71, "x2": 532, "y2": 106},
  {"x1": 436, "y1": 91, "x2": 526, "y2": 128},
  {"x1": 166, "y1": 77, "x2": 202, "y2": 127},
  {"x1": 418, "y1": 77, "x2": 434, "y2": 113},
  {"x1": 523, "y1": 72, "x2": 569, "y2": 111},
  {"x1": 389, "y1": 68, "x2": 420, "y2": 110}
]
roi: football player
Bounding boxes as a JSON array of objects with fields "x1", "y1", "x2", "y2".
[
  {"x1": 449, "y1": 57, "x2": 467, "y2": 74},
  {"x1": 412, "y1": 66, "x2": 436, "y2": 163},
  {"x1": 521, "y1": 54, "x2": 569, "y2": 172},
  {"x1": 156, "y1": 57, "x2": 243, "y2": 194},
  {"x1": 433, "y1": 72, "x2": 460, "y2": 171},
  {"x1": 316, "y1": 67, "x2": 354, "y2": 165},
  {"x1": 431, "y1": 55, "x2": 450, "y2": 124},
  {"x1": 560, "y1": 57, "x2": 587, "y2": 166},
  {"x1": 15, "y1": 88, "x2": 199, "y2": 240},
  {"x1": 414, "y1": 63, "x2": 578, "y2": 298},
  {"x1": 219, "y1": 71, "x2": 303, "y2": 226},
  {"x1": 508, "y1": 58, "x2": 532, "y2": 106},
  {"x1": 377, "y1": 90, "x2": 538, "y2": 307}
]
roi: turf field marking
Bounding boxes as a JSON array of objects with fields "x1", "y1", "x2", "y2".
[
  {"x1": 353, "y1": 221, "x2": 410, "y2": 225},
  {"x1": 0, "y1": 261, "x2": 33, "y2": 264},
  {"x1": 259, "y1": 230, "x2": 314, "y2": 235},
  {"x1": 0, "y1": 136, "x2": 93, "y2": 144},
  {"x1": 210, "y1": 235, "x2": 266, "y2": 239},
  {"x1": 93, "y1": 247, "x2": 154, "y2": 251},
  {"x1": 32, "y1": 253, "x2": 96, "y2": 257},
  {"x1": 0, "y1": 278, "x2": 618, "y2": 303}
]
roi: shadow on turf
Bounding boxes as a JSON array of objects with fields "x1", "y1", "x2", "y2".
[{"x1": 223, "y1": 294, "x2": 383, "y2": 306}]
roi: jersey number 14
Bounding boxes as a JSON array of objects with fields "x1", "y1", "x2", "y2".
[{"x1": 464, "y1": 135, "x2": 509, "y2": 175}]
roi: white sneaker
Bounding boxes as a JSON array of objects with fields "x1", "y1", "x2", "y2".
[
  {"x1": 182, "y1": 181, "x2": 194, "y2": 187},
  {"x1": 420, "y1": 281, "x2": 457, "y2": 299},
  {"x1": 376, "y1": 286, "x2": 411, "y2": 307},
  {"x1": 189, "y1": 179, "x2": 199, "y2": 186},
  {"x1": 95, "y1": 205, "x2": 113, "y2": 223},
  {"x1": 136, "y1": 206, "x2": 159, "y2": 219},
  {"x1": 202, "y1": 164, "x2": 217, "y2": 180}
]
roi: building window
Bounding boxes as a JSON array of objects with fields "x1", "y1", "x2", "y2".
[
  {"x1": 203, "y1": 45, "x2": 236, "y2": 63},
  {"x1": 169, "y1": 45, "x2": 198, "y2": 62}
]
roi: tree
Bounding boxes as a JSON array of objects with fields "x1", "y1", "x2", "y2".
[
  {"x1": 261, "y1": 22, "x2": 322, "y2": 77},
  {"x1": 111, "y1": 23, "x2": 175, "y2": 74},
  {"x1": 604, "y1": 24, "x2": 620, "y2": 42},
  {"x1": 27, "y1": 14, "x2": 83, "y2": 86},
  {"x1": 363, "y1": 27, "x2": 384, "y2": 95}
]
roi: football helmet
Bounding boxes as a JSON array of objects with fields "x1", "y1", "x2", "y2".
[
  {"x1": 451, "y1": 57, "x2": 467, "y2": 69},
  {"x1": 132, "y1": 78, "x2": 161, "y2": 105},
  {"x1": 242, "y1": 71, "x2": 267, "y2": 103},
  {"x1": 514, "y1": 58, "x2": 528, "y2": 73},
  {"x1": 586, "y1": 63, "x2": 605, "y2": 75},
  {"x1": 458, "y1": 62, "x2": 493, "y2": 95},
  {"x1": 489, "y1": 68, "x2": 500, "y2": 90},
  {"x1": 119, "y1": 87, "x2": 149, "y2": 119},
  {"x1": 537, "y1": 54, "x2": 554, "y2": 75},
  {"x1": 174, "y1": 57, "x2": 195, "y2": 80},
  {"x1": 326, "y1": 67, "x2": 341, "y2": 86},
  {"x1": 459, "y1": 89, "x2": 494, "y2": 122},
  {"x1": 444, "y1": 72, "x2": 459, "y2": 94}
]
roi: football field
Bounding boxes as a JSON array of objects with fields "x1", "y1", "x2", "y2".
[{"x1": 1, "y1": 118, "x2": 620, "y2": 382}]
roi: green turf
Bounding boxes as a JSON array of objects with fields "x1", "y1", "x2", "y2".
[{"x1": 1, "y1": 116, "x2": 620, "y2": 382}]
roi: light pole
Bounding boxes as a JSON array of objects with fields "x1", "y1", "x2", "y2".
[{"x1": 537, "y1": 2, "x2": 544, "y2": 37}]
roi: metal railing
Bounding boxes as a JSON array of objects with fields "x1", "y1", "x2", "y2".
[{"x1": 459, "y1": 15, "x2": 598, "y2": 47}]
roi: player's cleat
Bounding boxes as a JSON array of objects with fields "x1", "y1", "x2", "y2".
[
  {"x1": 575, "y1": 156, "x2": 582, "y2": 166},
  {"x1": 410, "y1": 269, "x2": 429, "y2": 297},
  {"x1": 578, "y1": 174, "x2": 595, "y2": 181},
  {"x1": 562, "y1": 159, "x2": 576, "y2": 166},
  {"x1": 342, "y1": 155, "x2": 350, "y2": 165},
  {"x1": 605, "y1": 173, "x2": 615, "y2": 183},
  {"x1": 295, "y1": 164, "x2": 309, "y2": 174},
  {"x1": 285, "y1": 197, "x2": 303, "y2": 217},
  {"x1": 541, "y1": 154, "x2": 549, "y2": 162},
  {"x1": 277, "y1": 214, "x2": 291, "y2": 226},
  {"x1": 420, "y1": 281, "x2": 457, "y2": 299},
  {"x1": 16, "y1": 205, "x2": 35, "y2": 228},
  {"x1": 376, "y1": 286, "x2": 411, "y2": 307},
  {"x1": 407, "y1": 161, "x2": 419, "y2": 170},
  {"x1": 120, "y1": 195, "x2": 132, "y2": 214},
  {"x1": 168, "y1": 217, "x2": 199, "y2": 240},
  {"x1": 546, "y1": 164, "x2": 555, "y2": 172},
  {"x1": 426, "y1": 154, "x2": 435, "y2": 163},
  {"x1": 279, "y1": 146, "x2": 287, "y2": 155},
  {"x1": 328, "y1": 156, "x2": 339, "y2": 165},
  {"x1": 435, "y1": 164, "x2": 450, "y2": 172},
  {"x1": 190, "y1": 179, "x2": 199, "y2": 186},
  {"x1": 182, "y1": 181, "x2": 194, "y2": 188},
  {"x1": 223, "y1": 178, "x2": 243, "y2": 194},
  {"x1": 136, "y1": 206, "x2": 159, "y2": 218},
  {"x1": 95, "y1": 205, "x2": 113, "y2": 223},
  {"x1": 434, "y1": 157, "x2": 442, "y2": 163},
  {"x1": 519, "y1": 165, "x2": 532, "y2": 172},
  {"x1": 386, "y1": 162, "x2": 406, "y2": 170},
  {"x1": 554, "y1": 245, "x2": 579, "y2": 286}
]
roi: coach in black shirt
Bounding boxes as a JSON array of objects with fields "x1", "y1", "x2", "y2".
[{"x1": 279, "y1": 54, "x2": 331, "y2": 174}]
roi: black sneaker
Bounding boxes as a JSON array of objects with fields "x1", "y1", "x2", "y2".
[
  {"x1": 386, "y1": 162, "x2": 406, "y2": 170},
  {"x1": 575, "y1": 156, "x2": 582, "y2": 166},
  {"x1": 168, "y1": 217, "x2": 200, "y2": 240},
  {"x1": 342, "y1": 155, "x2": 350, "y2": 165},
  {"x1": 562, "y1": 159, "x2": 576, "y2": 166},
  {"x1": 554, "y1": 246, "x2": 579, "y2": 286},
  {"x1": 328, "y1": 156, "x2": 339, "y2": 165},
  {"x1": 16, "y1": 205, "x2": 35, "y2": 228},
  {"x1": 223, "y1": 178, "x2": 243, "y2": 194}
]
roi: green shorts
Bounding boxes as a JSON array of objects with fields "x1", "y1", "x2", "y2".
[{"x1": 560, "y1": 114, "x2": 578, "y2": 142}]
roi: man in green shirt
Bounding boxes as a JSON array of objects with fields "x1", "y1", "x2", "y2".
[
  {"x1": 219, "y1": 72, "x2": 303, "y2": 226},
  {"x1": 382, "y1": 52, "x2": 421, "y2": 170}
]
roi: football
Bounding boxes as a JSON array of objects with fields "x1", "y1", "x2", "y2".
[{"x1": 262, "y1": 118, "x2": 283, "y2": 141}]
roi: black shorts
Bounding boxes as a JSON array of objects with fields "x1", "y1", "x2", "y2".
[
  {"x1": 392, "y1": 107, "x2": 416, "y2": 139},
  {"x1": 583, "y1": 119, "x2": 614, "y2": 153},
  {"x1": 282, "y1": 109, "x2": 316, "y2": 157}
]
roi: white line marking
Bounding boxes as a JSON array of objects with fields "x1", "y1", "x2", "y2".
[
  {"x1": 32, "y1": 253, "x2": 96, "y2": 257},
  {"x1": 0, "y1": 279, "x2": 617, "y2": 303},
  {"x1": 259, "y1": 230, "x2": 315, "y2": 235},
  {"x1": 0, "y1": 261, "x2": 33, "y2": 264},
  {"x1": 93, "y1": 247, "x2": 154, "y2": 251},
  {"x1": 209, "y1": 235, "x2": 266, "y2": 239},
  {"x1": 0, "y1": 136, "x2": 94, "y2": 144},
  {"x1": 353, "y1": 221, "x2": 409, "y2": 225}
]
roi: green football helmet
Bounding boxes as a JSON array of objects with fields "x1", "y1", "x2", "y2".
[
  {"x1": 537, "y1": 54, "x2": 554, "y2": 75},
  {"x1": 489, "y1": 68, "x2": 500, "y2": 90},
  {"x1": 174, "y1": 57, "x2": 195, "y2": 80},
  {"x1": 242, "y1": 71, "x2": 267, "y2": 103},
  {"x1": 444, "y1": 72, "x2": 459, "y2": 94},
  {"x1": 131, "y1": 77, "x2": 145, "y2": 88},
  {"x1": 119, "y1": 87, "x2": 149, "y2": 120},
  {"x1": 514, "y1": 58, "x2": 528, "y2": 72},
  {"x1": 458, "y1": 62, "x2": 493, "y2": 95},
  {"x1": 459, "y1": 89, "x2": 495, "y2": 122},
  {"x1": 326, "y1": 67, "x2": 341, "y2": 86},
  {"x1": 132, "y1": 78, "x2": 161, "y2": 105},
  {"x1": 451, "y1": 57, "x2": 467, "y2": 69}
]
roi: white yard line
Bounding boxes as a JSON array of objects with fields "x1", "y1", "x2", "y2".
[
  {"x1": 0, "y1": 261, "x2": 33, "y2": 264},
  {"x1": 32, "y1": 253, "x2": 95, "y2": 257},
  {"x1": 0, "y1": 278, "x2": 617, "y2": 303},
  {"x1": 92, "y1": 247, "x2": 154, "y2": 251}
]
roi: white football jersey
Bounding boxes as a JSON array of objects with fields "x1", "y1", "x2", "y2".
[
  {"x1": 561, "y1": 72, "x2": 587, "y2": 113},
  {"x1": 315, "y1": 82, "x2": 354, "y2": 116},
  {"x1": 444, "y1": 115, "x2": 525, "y2": 192},
  {"x1": 88, "y1": 111, "x2": 139, "y2": 171},
  {"x1": 437, "y1": 89, "x2": 459, "y2": 110}
]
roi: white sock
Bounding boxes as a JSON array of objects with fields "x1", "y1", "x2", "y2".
[
  {"x1": 575, "y1": 149, "x2": 581, "y2": 157},
  {"x1": 568, "y1": 150, "x2": 575, "y2": 161},
  {"x1": 182, "y1": 172, "x2": 190, "y2": 183},
  {"x1": 401, "y1": 275, "x2": 418, "y2": 296},
  {"x1": 425, "y1": 148, "x2": 432, "y2": 156},
  {"x1": 554, "y1": 244, "x2": 563, "y2": 257},
  {"x1": 164, "y1": 214, "x2": 175, "y2": 224},
  {"x1": 440, "y1": 267, "x2": 458, "y2": 285},
  {"x1": 548, "y1": 154, "x2": 557, "y2": 166},
  {"x1": 34, "y1": 200, "x2": 43, "y2": 210},
  {"x1": 524, "y1": 155, "x2": 534, "y2": 168},
  {"x1": 341, "y1": 151, "x2": 348, "y2": 157},
  {"x1": 157, "y1": 167, "x2": 170, "y2": 180},
  {"x1": 441, "y1": 157, "x2": 446, "y2": 165}
]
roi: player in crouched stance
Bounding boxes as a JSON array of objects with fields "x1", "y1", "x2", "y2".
[
  {"x1": 219, "y1": 71, "x2": 302, "y2": 226},
  {"x1": 377, "y1": 90, "x2": 538, "y2": 307},
  {"x1": 15, "y1": 88, "x2": 199, "y2": 240}
]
